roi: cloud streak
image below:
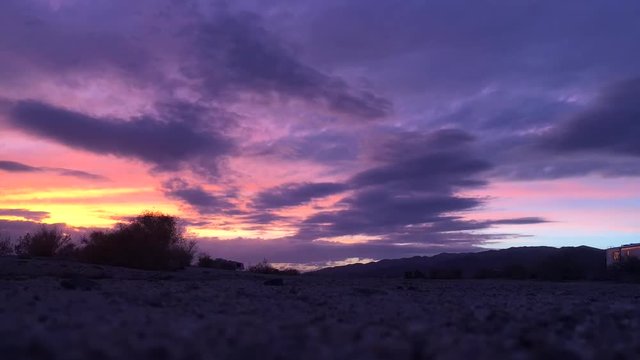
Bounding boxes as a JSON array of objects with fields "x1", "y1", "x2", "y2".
[
  {"x1": 0, "y1": 160, "x2": 106, "y2": 180},
  {"x1": 252, "y1": 182, "x2": 346, "y2": 210},
  {"x1": 6, "y1": 101, "x2": 234, "y2": 176},
  {"x1": 0, "y1": 209, "x2": 50, "y2": 222},
  {"x1": 162, "y1": 178, "x2": 236, "y2": 215}
]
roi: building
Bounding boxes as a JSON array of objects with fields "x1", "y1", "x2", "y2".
[{"x1": 606, "y1": 244, "x2": 640, "y2": 267}]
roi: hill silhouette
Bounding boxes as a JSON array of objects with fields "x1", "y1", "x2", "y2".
[{"x1": 311, "y1": 246, "x2": 606, "y2": 281}]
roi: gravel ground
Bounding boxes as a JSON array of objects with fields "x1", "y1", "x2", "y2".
[{"x1": 1, "y1": 257, "x2": 640, "y2": 360}]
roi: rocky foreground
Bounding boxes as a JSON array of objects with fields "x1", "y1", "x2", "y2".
[{"x1": 1, "y1": 257, "x2": 639, "y2": 360}]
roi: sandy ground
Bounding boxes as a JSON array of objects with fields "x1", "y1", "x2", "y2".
[{"x1": 1, "y1": 257, "x2": 640, "y2": 360}]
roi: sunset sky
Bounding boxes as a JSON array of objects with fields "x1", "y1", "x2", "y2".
[{"x1": 1, "y1": 0, "x2": 639, "y2": 267}]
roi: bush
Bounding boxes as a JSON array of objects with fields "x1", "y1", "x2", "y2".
[
  {"x1": 608, "y1": 257, "x2": 640, "y2": 282},
  {"x1": 81, "y1": 212, "x2": 196, "y2": 270},
  {"x1": 197, "y1": 254, "x2": 244, "y2": 271},
  {"x1": 248, "y1": 259, "x2": 300, "y2": 276},
  {"x1": 0, "y1": 235, "x2": 12, "y2": 256},
  {"x1": 248, "y1": 259, "x2": 280, "y2": 274},
  {"x1": 428, "y1": 268, "x2": 462, "y2": 279},
  {"x1": 404, "y1": 270, "x2": 426, "y2": 279},
  {"x1": 536, "y1": 253, "x2": 587, "y2": 281},
  {"x1": 14, "y1": 227, "x2": 72, "y2": 257},
  {"x1": 279, "y1": 268, "x2": 301, "y2": 276}
]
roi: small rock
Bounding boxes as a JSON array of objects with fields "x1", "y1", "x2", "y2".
[
  {"x1": 264, "y1": 278, "x2": 284, "y2": 286},
  {"x1": 60, "y1": 277, "x2": 99, "y2": 291}
]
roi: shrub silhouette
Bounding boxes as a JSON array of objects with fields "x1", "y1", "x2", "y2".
[
  {"x1": 428, "y1": 268, "x2": 462, "y2": 279},
  {"x1": 404, "y1": 270, "x2": 426, "y2": 279},
  {"x1": 197, "y1": 254, "x2": 244, "y2": 271},
  {"x1": 608, "y1": 257, "x2": 640, "y2": 282},
  {"x1": 14, "y1": 227, "x2": 72, "y2": 257},
  {"x1": 536, "y1": 253, "x2": 587, "y2": 281},
  {"x1": 248, "y1": 259, "x2": 300, "y2": 276},
  {"x1": 248, "y1": 259, "x2": 280, "y2": 274},
  {"x1": 81, "y1": 212, "x2": 195, "y2": 270},
  {"x1": 279, "y1": 268, "x2": 301, "y2": 276},
  {"x1": 0, "y1": 234, "x2": 12, "y2": 256}
]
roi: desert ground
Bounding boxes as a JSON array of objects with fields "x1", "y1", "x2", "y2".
[{"x1": 1, "y1": 256, "x2": 639, "y2": 360}]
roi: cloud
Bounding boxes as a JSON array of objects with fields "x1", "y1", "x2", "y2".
[
  {"x1": 239, "y1": 212, "x2": 289, "y2": 225},
  {"x1": 545, "y1": 78, "x2": 640, "y2": 157},
  {"x1": 488, "y1": 217, "x2": 550, "y2": 225},
  {"x1": 191, "y1": 13, "x2": 392, "y2": 119},
  {"x1": 351, "y1": 151, "x2": 491, "y2": 191},
  {"x1": 0, "y1": 160, "x2": 106, "y2": 180},
  {"x1": 6, "y1": 100, "x2": 234, "y2": 176},
  {"x1": 247, "y1": 131, "x2": 360, "y2": 164},
  {"x1": 299, "y1": 189, "x2": 484, "y2": 241},
  {"x1": 481, "y1": 78, "x2": 640, "y2": 181},
  {"x1": 285, "y1": 0, "x2": 640, "y2": 98},
  {"x1": 244, "y1": 129, "x2": 549, "y2": 250},
  {"x1": 364, "y1": 128, "x2": 477, "y2": 162},
  {"x1": 253, "y1": 130, "x2": 510, "y2": 246},
  {"x1": 0, "y1": 209, "x2": 50, "y2": 222},
  {"x1": 0, "y1": 0, "x2": 391, "y2": 120},
  {"x1": 0, "y1": 160, "x2": 37, "y2": 172},
  {"x1": 252, "y1": 182, "x2": 346, "y2": 210},
  {"x1": 162, "y1": 178, "x2": 236, "y2": 215}
]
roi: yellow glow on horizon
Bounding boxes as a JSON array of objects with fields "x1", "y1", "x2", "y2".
[
  {"x1": 39, "y1": 202, "x2": 179, "y2": 228},
  {"x1": 0, "y1": 185, "x2": 177, "y2": 228},
  {"x1": 0, "y1": 187, "x2": 154, "y2": 201}
]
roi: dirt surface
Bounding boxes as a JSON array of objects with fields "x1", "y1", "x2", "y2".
[{"x1": 1, "y1": 257, "x2": 639, "y2": 359}]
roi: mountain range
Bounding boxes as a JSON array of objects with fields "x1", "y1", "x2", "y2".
[{"x1": 311, "y1": 246, "x2": 607, "y2": 280}]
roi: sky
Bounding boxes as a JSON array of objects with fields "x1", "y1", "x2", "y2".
[{"x1": 1, "y1": 0, "x2": 639, "y2": 268}]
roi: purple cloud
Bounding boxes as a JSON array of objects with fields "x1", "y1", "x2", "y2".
[
  {"x1": 252, "y1": 182, "x2": 347, "y2": 210},
  {"x1": 0, "y1": 160, "x2": 106, "y2": 181},
  {"x1": 7, "y1": 101, "x2": 234, "y2": 176}
]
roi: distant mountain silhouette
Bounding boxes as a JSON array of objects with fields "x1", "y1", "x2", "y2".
[{"x1": 311, "y1": 246, "x2": 606, "y2": 281}]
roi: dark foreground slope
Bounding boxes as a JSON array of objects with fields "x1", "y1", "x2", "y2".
[
  {"x1": 312, "y1": 246, "x2": 606, "y2": 280},
  {"x1": 1, "y1": 256, "x2": 639, "y2": 360}
]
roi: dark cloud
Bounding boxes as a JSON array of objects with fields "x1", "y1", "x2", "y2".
[
  {"x1": 494, "y1": 155, "x2": 640, "y2": 180},
  {"x1": 0, "y1": 160, "x2": 106, "y2": 180},
  {"x1": 0, "y1": 209, "x2": 49, "y2": 222},
  {"x1": 6, "y1": 101, "x2": 234, "y2": 176},
  {"x1": 480, "y1": 78, "x2": 640, "y2": 181},
  {"x1": 191, "y1": 13, "x2": 391, "y2": 119},
  {"x1": 364, "y1": 128, "x2": 476, "y2": 162},
  {"x1": 545, "y1": 78, "x2": 640, "y2": 156},
  {"x1": 51, "y1": 168, "x2": 107, "y2": 181},
  {"x1": 351, "y1": 151, "x2": 491, "y2": 191},
  {"x1": 162, "y1": 178, "x2": 236, "y2": 215},
  {"x1": 0, "y1": 0, "x2": 168, "y2": 86},
  {"x1": 252, "y1": 182, "x2": 346, "y2": 210},
  {"x1": 258, "y1": 130, "x2": 510, "y2": 247},
  {"x1": 0, "y1": 0, "x2": 390, "y2": 120},
  {"x1": 239, "y1": 212, "x2": 289, "y2": 225},
  {"x1": 300, "y1": 189, "x2": 483, "y2": 240},
  {"x1": 247, "y1": 131, "x2": 359, "y2": 164},
  {"x1": 246, "y1": 129, "x2": 550, "y2": 251},
  {"x1": 0, "y1": 160, "x2": 37, "y2": 172},
  {"x1": 286, "y1": 0, "x2": 640, "y2": 97},
  {"x1": 488, "y1": 217, "x2": 550, "y2": 225}
]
